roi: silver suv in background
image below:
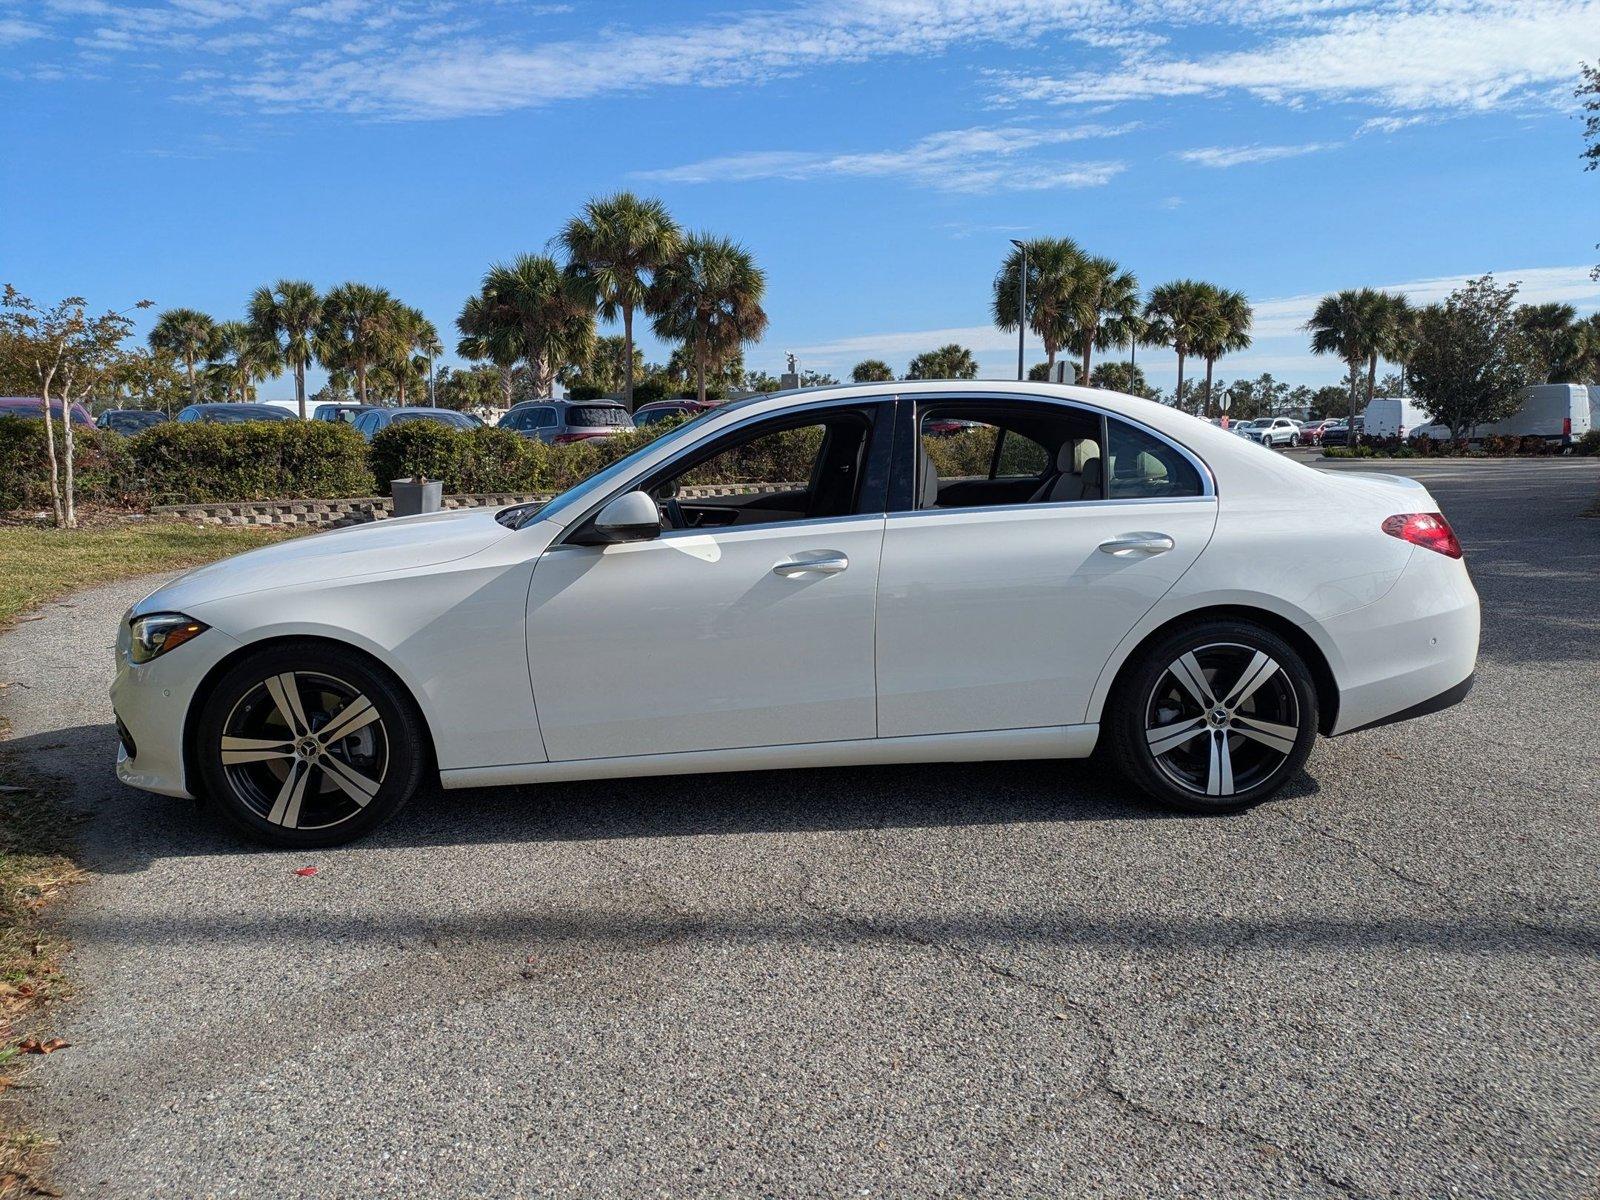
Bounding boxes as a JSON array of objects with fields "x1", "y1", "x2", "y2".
[
  {"x1": 1235, "y1": 417, "x2": 1301, "y2": 448},
  {"x1": 499, "y1": 399, "x2": 634, "y2": 444}
]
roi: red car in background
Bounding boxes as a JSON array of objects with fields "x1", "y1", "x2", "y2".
[
  {"x1": 0, "y1": 397, "x2": 95, "y2": 427},
  {"x1": 1301, "y1": 418, "x2": 1342, "y2": 445}
]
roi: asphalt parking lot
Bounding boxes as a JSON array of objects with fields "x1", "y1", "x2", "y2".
[{"x1": 2, "y1": 456, "x2": 1597, "y2": 1199}]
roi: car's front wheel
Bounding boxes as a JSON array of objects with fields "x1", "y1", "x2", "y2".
[
  {"x1": 1289, "y1": 434, "x2": 1300, "y2": 448},
  {"x1": 193, "y1": 642, "x2": 427, "y2": 847},
  {"x1": 1106, "y1": 620, "x2": 1318, "y2": 813}
]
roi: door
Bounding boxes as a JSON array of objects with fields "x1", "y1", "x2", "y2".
[
  {"x1": 875, "y1": 400, "x2": 1219, "y2": 737},
  {"x1": 526, "y1": 403, "x2": 891, "y2": 762}
]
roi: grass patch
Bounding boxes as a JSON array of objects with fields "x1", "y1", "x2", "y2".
[{"x1": 0, "y1": 522, "x2": 296, "y2": 629}]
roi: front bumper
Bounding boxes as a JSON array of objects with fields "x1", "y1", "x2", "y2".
[{"x1": 111, "y1": 620, "x2": 242, "y2": 799}]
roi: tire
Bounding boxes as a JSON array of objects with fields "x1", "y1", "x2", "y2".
[
  {"x1": 1105, "y1": 619, "x2": 1318, "y2": 814},
  {"x1": 193, "y1": 641, "x2": 428, "y2": 847},
  {"x1": 1260, "y1": 434, "x2": 1273, "y2": 448},
  {"x1": 1289, "y1": 435, "x2": 1300, "y2": 448}
]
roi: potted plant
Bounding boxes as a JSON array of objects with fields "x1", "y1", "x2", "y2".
[{"x1": 391, "y1": 472, "x2": 443, "y2": 517}]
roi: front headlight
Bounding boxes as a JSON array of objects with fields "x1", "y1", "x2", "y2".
[{"x1": 128, "y1": 613, "x2": 208, "y2": 664}]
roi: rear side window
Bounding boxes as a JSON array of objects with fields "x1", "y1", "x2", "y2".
[
  {"x1": 568, "y1": 405, "x2": 629, "y2": 429},
  {"x1": 1106, "y1": 419, "x2": 1203, "y2": 500}
]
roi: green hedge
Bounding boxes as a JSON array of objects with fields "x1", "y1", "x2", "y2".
[
  {"x1": 130, "y1": 421, "x2": 375, "y2": 503},
  {"x1": 0, "y1": 417, "x2": 138, "y2": 511}
]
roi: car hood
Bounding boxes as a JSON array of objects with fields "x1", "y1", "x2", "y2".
[{"x1": 132, "y1": 507, "x2": 518, "y2": 616}]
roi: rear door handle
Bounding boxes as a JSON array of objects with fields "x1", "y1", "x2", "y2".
[
  {"x1": 773, "y1": 552, "x2": 849, "y2": 577},
  {"x1": 1098, "y1": 532, "x2": 1175, "y2": 556}
]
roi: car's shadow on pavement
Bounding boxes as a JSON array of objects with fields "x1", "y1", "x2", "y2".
[{"x1": 6, "y1": 721, "x2": 1322, "y2": 875}]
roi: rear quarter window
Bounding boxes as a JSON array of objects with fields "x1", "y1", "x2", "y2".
[{"x1": 1106, "y1": 419, "x2": 1204, "y2": 500}]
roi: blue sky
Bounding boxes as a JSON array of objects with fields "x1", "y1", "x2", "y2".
[{"x1": 3, "y1": 0, "x2": 1597, "y2": 394}]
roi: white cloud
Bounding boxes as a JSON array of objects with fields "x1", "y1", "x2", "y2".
[
  {"x1": 638, "y1": 124, "x2": 1135, "y2": 193},
  {"x1": 0, "y1": 16, "x2": 47, "y2": 43},
  {"x1": 1177, "y1": 141, "x2": 1338, "y2": 168},
  {"x1": 993, "y1": 0, "x2": 1600, "y2": 113},
  {"x1": 1355, "y1": 114, "x2": 1430, "y2": 136}
]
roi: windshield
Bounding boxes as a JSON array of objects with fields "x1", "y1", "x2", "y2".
[
  {"x1": 568, "y1": 404, "x2": 632, "y2": 429},
  {"x1": 513, "y1": 399, "x2": 746, "y2": 529}
]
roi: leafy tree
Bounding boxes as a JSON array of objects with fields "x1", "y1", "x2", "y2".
[
  {"x1": 992, "y1": 237, "x2": 1084, "y2": 377},
  {"x1": 851, "y1": 359, "x2": 894, "y2": 383},
  {"x1": 1307, "y1": 385, "x2": 1348, "y2": 421},
  {"x1": 1027, "y1": 361, "x2": 1056, "y2": 382},
  {"x1": 433, "y1": 364, "x2": 505, "y2": 416},
  {"x1": 1192, "y1": 286, "x2": 1253, "y2": 417},
  {"x1": 649, "y1": 234, "x2": 769, "y2": 403},
  {"x1": 1, "y1": 286, "x2": 150, "y2": 527},
  {"x1": 906, "y1": 343, "x2": 978, "y2": 380},
  {"x1": 248, "y1": 281, "x2": 321, "y2": 418},
  {"x1": 1143, "y1": 280, "x2": 1213, "y2": 411},
  {"x1": 1222, "y1": 373, "x2": 1292, "y2": 421},
  {"x1": 558, "y1": 334, "x2": 642, "y2": 395},
  {"x1": 319, "y1": 283, "x2": 399, "y2": 407},
  {"x1": 1306, "y1": 287, "x2": 1390, "y2": 435},
  {"x1": 1069, "y1": 254, "x2": 1141, "y2": 383},
  {"x1": 743, "y1": 369, "x2": 783, "y2": 393},
  {"x1": 1090, "y1": 360, "x2": 1155, "y2": 398},
  {"x1": 103, "y1": 347, "x2": 187, "y2": 415},
  {"x1": 1409, "y1": 276, "x2": 1535, "y2": 439},
  {"x1": 1580, "y1": 62, "x2": 1600, "y2": 277},
  {"x1": 560, "y1": 192, "x2": 681, "y2": 409},
  {"x1": 798, "y1": 369, "x2": 838, "y2": 387},
  {"x1": 148, "y1": 307, "x2": 217, "y2": 407}
]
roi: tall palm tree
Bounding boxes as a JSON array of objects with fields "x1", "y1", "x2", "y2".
[
  {"x1": 479, "y1": 254, "x2": 596, "y2": 399},
  {"x1": 248, "y1": 281, "x2": 321, "y2": 419},
  {"x1": 148, "y1": 307, "x2": 217, "y2": 406},
  {"x1": 1143, "y1": 280, "x2": 1213, "y2": 409},
  {"x1": 207, "y1": 320, "x2": 280, "y2": 403},
  {"x1": 1192, "y1": 287, "x2": 1253, "y2": 417},
  {"x1": 992, "y1": 236, "x2": 1085, "y2": 377},
  {"x1": 1070, "y1": 255, "x2": 1142, "y2": 383},
  {"x1": 648, "y1": 234, "x2": 768, "y2": 403},
  {"x1": 1306, "y1": 288, "x2": 1389, "y2": 435},
  {"x1": 559, "y1": 192, "x2": 681, "y2": 409},
  {"x1": 1385, "y1": 297, "x2": 1424, "y2": 393},
  {"x1": 379, "y1": 305, "x2": 441, "y2": 406},
  {"x1": 852, "y1": 359, "x2": 895, "y2": 383},
  {"x1": 1516, "y1": 301, "x2": 1582, "y2": 383},
  {"x1": 319, "y1": 283, "x2": 397, "y2": 407},
  {"x1": 456, "y1": 292, "x2": 522, "y2": 408}
]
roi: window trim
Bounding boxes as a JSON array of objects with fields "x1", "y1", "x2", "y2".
[{"x1": 894, "y1": 392, "x2": 1215, "y2": 514}]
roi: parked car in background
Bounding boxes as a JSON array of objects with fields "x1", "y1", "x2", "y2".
[
  {"x1": 1412, "y1": 384, "x2": 1595, "y2": 446},
  {"x1": 313, "y1": 403, "x2": 378, "y2": 425},
  {"x1": 922, "y1": 416, "x2": 986, "y2": 438},
  {"x1": 176, "y1": 403, "x2": 294, "y2": 424},
  {"x1": 633, "y1": 399, "x2": 717, "y2": 428},
  {"x1": 0, "y1": 397, "x2": 95, "y2": 427},
  {"x1": 1302, "y1": 418, "x2": 1341, "y2": 445},
  {"x1": 1233, "y1": 418, "x2": 1300, "y2": 448},
  {"x1": 96, "y1": 409, "x2": 168, "y2": 436},
  {"x1": 352, "y1": 407, "x2": 482, "y2": 441},
  {"x1": 1319, "y1": 418, "x2": 1362, "y2": 447},
  {"x1": 111, "y1": 380, "x2": 1480, "y2": 847},
  {"x1": 499, "y1": 399, "x2": 634, "y2": 444}
]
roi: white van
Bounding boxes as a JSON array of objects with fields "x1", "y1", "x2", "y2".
[
  {"x1": 256, "y1": 399, "x2": 307, "y2": 419},
  {"x1": 1361, "y1": 397, "x2": 1430, "y2": 439},
  {"x1": 1413, "y1": 384, "x2": 1594, "y2": 444}
]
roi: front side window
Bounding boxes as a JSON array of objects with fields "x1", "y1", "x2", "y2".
[{"x1": 1105, "y1": 418, "x2": 1204, "y2": 499}]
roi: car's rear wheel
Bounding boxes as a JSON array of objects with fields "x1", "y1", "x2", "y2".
[
  {"x1": 1106, "y1": 620, "x2": 1318, "y2": 813},
  {"x1": 194, "y1": 642, "x2": 427, "y2": 847}
]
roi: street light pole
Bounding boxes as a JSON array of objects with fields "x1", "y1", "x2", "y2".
[{"x1": 1010, "y1": 239, "x2": 1026, "y2": 381}]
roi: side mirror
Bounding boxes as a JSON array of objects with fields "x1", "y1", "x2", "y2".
[{"x1": 583, "y1": 491, "x2": 662, "y2": 545}]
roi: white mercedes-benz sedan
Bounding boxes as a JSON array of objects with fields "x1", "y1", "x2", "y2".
[{"x1": 112, "y1": 383, "x2": 1479, "y2": 846}]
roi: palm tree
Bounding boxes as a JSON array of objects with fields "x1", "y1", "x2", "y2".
[
  {"x1": 992, "y1": 237, "x2": 1085, "y2": 377},
  {"x1": 559, "y1": 192, "x2": 681, "y2": 409},
  {"x1": 1070, "y1": 255, "x2": 1142, "y2": 383},
  {"x1": 1517, "y1": 302, "x2": 1583, "y2": 383},
  {"x1": 852, "y1": 359, "x2": 895, "y2": 383},
  {"x1": 479, "y1": 254, "x2": 596, "y2": 399},
  {"x1": 906, "y1": 344, "x2": 979, "y2": 380},
  {"x1": 208, "y1": 320, "x2": 280, "y2": 403},
  {"x1": 648, "y1": 234, "x2": 768, "y2": 403},
  {"x1": 148, "y1": 308, "x2": 217, "y2": 406},
  {"x1": 1192, "y1": 287, "x2": 1253, "y2": 417},
  {"x1": 380, "y1": 305, "x2": 441, "y2": 406},
  {"x1": 1306, "y1": 288, "x2": 1390, "y2": 435},
  {"x1": 1385, "y1": 298, "x2": 1424, "y2": 393},
  {"x1": 456, "y1": 292, "x2": 523, "y2": 408},
  {"x1": 1143, "y1": 280, "x2": 1214, "y2": 409},
  {"x1": 248, "y1": 281, "x2": 321, "y2": 419},
  {"x1": 319, "y1": 283, "x2": 397, "y2": 407}
]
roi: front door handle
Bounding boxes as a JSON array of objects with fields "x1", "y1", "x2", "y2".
[
  {"x1": 1098, "y1": 532, "x2": 1175, "y2": 556},
  {"x1": 773, "y1": 552, "x2": 849, "y2": 577}
]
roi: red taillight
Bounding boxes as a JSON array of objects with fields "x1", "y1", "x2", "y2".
[
  {"x1": 1563, "y1": 417, "x2": 1572, "y2": 438},
  {"x1": 1382, "y1": 512, "x2": 1462, "y2": 559}
]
